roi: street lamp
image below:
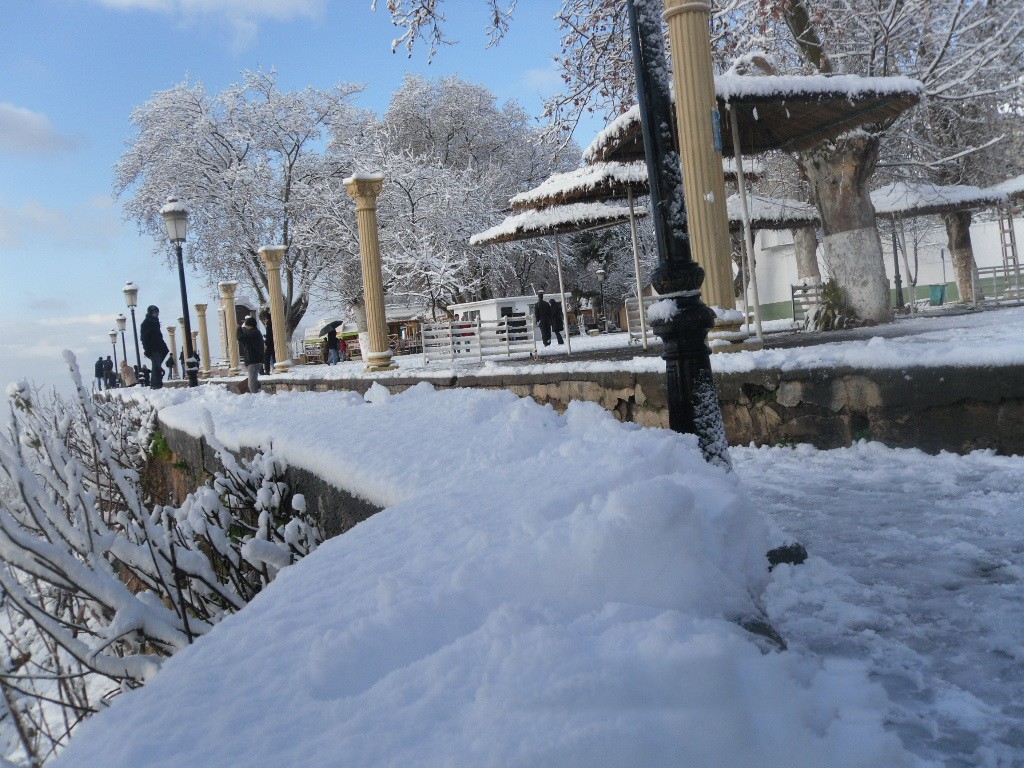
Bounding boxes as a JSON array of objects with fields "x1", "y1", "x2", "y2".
[
  {"x1": 123, "y1": 281, "x2": 142, "y2": 370},
  {"x1": 115, "y1": 313, "x2": 128, "y2": 366},
  {"x1": 160, "y1": 197, "x2": 198, "y2": 387},
  {"x1": 108, "y1": 329, "x2": 119, "y2": 387},
  {"x1": 595, "y1": 267, "x2": 607, "y2": 332}
]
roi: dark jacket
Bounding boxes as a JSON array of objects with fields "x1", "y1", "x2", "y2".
[
  {"x1": 264, "y1": 321, "x2": 274, "y2": 352},
  {"x1": 534, "y1": 298, "x2": 552, "y2": 323},
  {"x1": 325, "y1": 329, "x2": 338, "y2": 350},
  {"x1": 238, "y1": 326, "x2": 265, "y2": 365},
  {"x1": 549, "y1": 301, "x2": 564, "y2": 332},
  {"x1": 140, "y1": 314, "x2": 168, "y2": 360},
  {"x1": 94, "y1": 359, "x2": 104, "y2": 378}
]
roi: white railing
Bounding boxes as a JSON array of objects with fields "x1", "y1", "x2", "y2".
[
  {"x1": 421, "y1": 317, "x2": 537, "y2": 362},
  {"x1": 625, "y1": 296, "x2": 659, "y2": 344},
  {"x1": 973, "y1": 263, "x2": 1024, "y2": 306}
]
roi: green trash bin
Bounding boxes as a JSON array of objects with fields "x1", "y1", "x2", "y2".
[{"x1": 929, "y1": 284, "x2": 946, "y2": 306}]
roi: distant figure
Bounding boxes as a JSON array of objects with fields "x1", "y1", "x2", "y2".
[
  {"x1": 139, "y1": 365, "x2": 151, "y2": 387},
  {"x1": 119, "y1": 359, "x2": 137, "y2": 386},
  {"x1": 140, "y1": 305, "x2": 168, "y2": 389},
  {"x1": 549, "y1": 298, "x2": 565, "y2": 345},
  {"x1": 534, "y1": 292, "x2": 552, "y2": 347},
  {"x1": 165, "y1": 355, "x2": 174, "y2": 381},
  {"x1": 260, "y1": 310, "x2": 275, "y2": 375},
  {"x1": 103, "y1": 356, "x2": 115, "y2": 389},
  {"x1": 94, "y1": 357, "x2": 105, "y2": 391},
  {"x1": 325, "y1": 327, "x2": 339, "y2": 365},
  {"x1": 237, "y1": 317, "x2": 265, "y2": 394},
  {"x1": 338, "y1": 336, "x2": 349, "y2": 362}
]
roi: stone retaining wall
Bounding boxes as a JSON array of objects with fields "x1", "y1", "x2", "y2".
[{"x1": 226, "y1": 363, "x2": 1024, "y2": 455}]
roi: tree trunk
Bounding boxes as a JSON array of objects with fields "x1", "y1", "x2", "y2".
[
  {"x1": 350, "y1": 297, "x2": 371, "y2": 358},
  {"x1": 801, "y1": 132, "x2": 891, "y2": 323},
  {"x1": 792, "y1": 226, "x2": 821, "y2": 283},
  {"x1": 944, "y1": 210, "x2": 980, "y2": 303}
]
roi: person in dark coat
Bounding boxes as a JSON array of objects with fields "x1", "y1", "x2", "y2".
[
  {"x1": 534, "y1": 292, "x2": 552, "y2": 346},
  {"x1": 261, "y1": 311, "x2": 275, "y2": 375},
  {"x1": 549, "y1": 298, "x2": 565, "y2": 345},
  {"x1": 139, "y1": 305, "x2": 168, "y2": 389},
  {"x1": 102, "y1": 356, "x2": 115, "y2": 389},
  {"x1": 139, "y1": 365, "x2": 151, "y2": 387},
  {"x1": 325, "y1": 327, "x2": 339, "y2": 365},
  {"x1": 237, "y1": 317, "x2": 265, "y2": 394},
  {"x1": 94, "y1": 357, "x2": 105, "y2": 391}
]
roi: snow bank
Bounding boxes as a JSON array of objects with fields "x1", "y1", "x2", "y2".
[{"x1": 53, "y1": 386, "x2": 914, "y2": 768}]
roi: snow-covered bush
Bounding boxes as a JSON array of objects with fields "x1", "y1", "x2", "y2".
[{"x1": 0, "y1": 355, "x2": 319, "y2": 764}]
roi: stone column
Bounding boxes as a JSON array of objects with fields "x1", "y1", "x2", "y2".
[
  {"x1": 195, "y1": 303, "x2": 212, "y2": 377},
  {"x1": 663, "y1": 0, "x2": 735, "y2": 313},
  {"x1": 344, "y1": 173, "x2": 397, "y2": 371},
  {"x1": 258, "y1": 245, "x2": 293, "y2": 373},
  {"x1": 166, "y1": 325, "x2": 178, "y2": 378},
  {"x1": 219, "y1": 281, "x2": 241, "y2": 375}
]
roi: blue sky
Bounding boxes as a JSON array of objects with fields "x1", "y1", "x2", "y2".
[{"x1": 1, "y1": 1, "x2": 600, "y2": 392}]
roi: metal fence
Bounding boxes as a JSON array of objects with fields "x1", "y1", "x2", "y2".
[
  {"x1": 421, "y1": 317, "x2": 537, "y2": 362},
  {"x1": 973, "y1": 263, "x2": 1024, "y2": 306},
  {"x1": 625, "y1": 296, "x2": 659, "y2": 345}
]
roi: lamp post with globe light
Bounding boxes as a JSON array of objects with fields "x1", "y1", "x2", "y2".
[
  {"x1": 108, "y1": 330, "x2": 119, "y2": 387},
  {"x1": 123, "y1": 282, "x2": 142, "y2": 370},
  {"x1": 595, "y1": 267, "x2": 606, "y2": 332},
  {"x1": 160, "y1": 197, "x2": 199, "y2": 387},
  {"x1": 115, "y1": 314, "x2": 128, "y2": 366}
]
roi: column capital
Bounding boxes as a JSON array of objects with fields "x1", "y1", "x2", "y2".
[
  {"x1": 258, "y1": 245, "x2": 287, "y2": 270},
  {"x1": 194, "y1": 303, "x2": 208, "y2": 315},
  {"x1": 344, "y1": 174, "x2": 384, "y2": 209},
  {"x1": 218, "y1": 281, "x2": 238, "y2": 299},
  {"x1": 166, "y1": 325, "x2": 176, "y2": 336}
]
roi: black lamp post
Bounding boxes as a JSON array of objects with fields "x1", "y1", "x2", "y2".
[
  {"x1": 115, "y1": 313, "x2": 128, "y2": 365},
  {"x1": 626, "y1": 0, "x2": 729, "y2": 466},
  {"x1": 108, "y1": 329, "x2": 119, "y2": 386},
  {"x1": 160, "y1": 197, "x2": 199, "y2": 387},
  {"x1": 123, "y1": 282, "x2": 142, "y2": 370},
  {"x1": 595, "y1": 267, "x2": 606, "y2": 332}
]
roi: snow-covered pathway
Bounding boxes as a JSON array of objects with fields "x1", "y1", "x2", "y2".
[{"x1": 737, "y1": 443, "x2": 1024, "y2": 766}]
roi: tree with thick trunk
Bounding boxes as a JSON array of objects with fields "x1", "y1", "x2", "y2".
[
  {"x1": 944, "y1": 210, "x2": 981, "y2": 303},
  {"x1": 792, "y1": 226, "x2": 821, "y2": 283}
]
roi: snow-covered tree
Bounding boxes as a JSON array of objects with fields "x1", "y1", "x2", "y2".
[{"x1": 115, "y1": 70, "x2": 370, "y2": 338}]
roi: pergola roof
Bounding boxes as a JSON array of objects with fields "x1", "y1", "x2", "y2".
[
  {"x1": 469, "y1": 202, "x2": 644, "y2": 246},
  {"x1": 987, "y1": 174, "x2": 1024, "y2": 204},
  {"x1": 509, "y1": 158, "x2": 763, "y2": 211},
  {"x1": 870, "y1": 181, "x2": 1007, "y2": 218},
  {"x1": 584, "y1": 74, "x2": 923, "y2": 163},
  {"x1": 725, "y1": 194, "x2": 819, "y2": 232}
]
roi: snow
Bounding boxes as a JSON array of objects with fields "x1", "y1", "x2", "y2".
[
  {"x1": 986, "y1": 174, "x2": 1024, "y2": 203},
  {"x1": 871, "y1": 181, "x2": 1006, "y2": 217},
  {"x1": 726, "y1": 193, "x2": 819, "y2": 228},
  {"x1": 45, "y1": 305, "x2": 1024, "y2": 767},
  {"x1": 341, "y1": 171, "x2": 385, "y2": 185},
  {"x1": 508, "y1": 161, "x2": 649, "y2": 208},
  {"x1": 469, "y1": 201, "x2": 641, "y2": 245}
]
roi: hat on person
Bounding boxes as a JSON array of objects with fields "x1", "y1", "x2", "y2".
[
  {"x1": 147, "y1": 305, "x2": 159, "y2": 314},
  {"x1": 244, "y1": 316, "x2": 257, "y2": 327}
]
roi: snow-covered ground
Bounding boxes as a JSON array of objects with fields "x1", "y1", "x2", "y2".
[{"x1": 31, "y1": 305, "x2": 1024, "y2": 766}]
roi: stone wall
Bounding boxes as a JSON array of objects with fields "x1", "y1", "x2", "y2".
[{"x1": 243, "y1": 363, "x2": 1024, "y2": 455}]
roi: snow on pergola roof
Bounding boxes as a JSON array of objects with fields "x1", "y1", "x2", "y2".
[
  {"x1": 509, "y1": 159, "x2": 763, "y2": 211},
  {"x1": 585, "y1": 73, "x2": 923, "y2": 163},
  {"x1": 870, "y1": 181, "x2": 1007, "y2": 218},
  {"x1": 986, "y1": 174, "x2": 1024, "y2": 204},
  {"x1": 725, "y1": 194, "x2": 819, "y2": 232},
  {"x1": 469, "y1": 202, "x2": 645, "y2": 246}
]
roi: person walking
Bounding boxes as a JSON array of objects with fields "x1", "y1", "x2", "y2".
[
  {"x1": 261, "y1": 311, "x2": 275, "y2": 375},
  {"x1": 534, "y1": 292, "x2": 552, "y2": 347},
  {"x1": 102, "y1": 356, "x2": 115, "y2": 389},
  {"x1": 338, "y1": 336, "x2": 349, "y2": 362},
  {"x1": 325, "y1": 327, "x2": 339, "y2": 365},
  {"x1": 549, "y1": 298, "x2": 565, "y2": 345},
  {"x1": 94, "y1": 357, "x2": 105, "y2": 391},
  {"x1": 140, "y1": 305, "x2": 168, "y2": 389},
  {"x1": 237, "y1": 317, "x2": 265, "y2": 394}
]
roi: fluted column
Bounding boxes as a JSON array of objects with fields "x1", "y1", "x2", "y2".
[
  {"x1": 195, "y1": 303, "x2": 212, "y2": 377},
  {"x1": 166, "y1": 325, "x2": 178, "y2": 378},
  {"x1": 344, "y1": 173, "x2": 397, "y2": 371},
  {"x1": 219, "y1": 281, "x2": 241, "y2": 375},
  {"x1": 663, "y1": 0, "x2": 735, "y2": 312},
  {"x1": 258, "y1": 245, "x2": 293, "y2": 372}
]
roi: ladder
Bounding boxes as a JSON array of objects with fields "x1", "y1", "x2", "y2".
[{"x1": 997, "y1": 206, "x2": 1022, "y2": 299}]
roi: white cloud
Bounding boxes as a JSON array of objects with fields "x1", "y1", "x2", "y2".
[
  {"x1": 0, "y1": 103, "x2": 76, "y2": 155},
  {"x1": 0, "y1": 198, "x2": 121, "y2": 249},
  {"x1": 93, "y1": 0, "x2": 325, "y2": 47},
  {"x1": 521, "y1": 67, "x2": 562, "y2": 93}
]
